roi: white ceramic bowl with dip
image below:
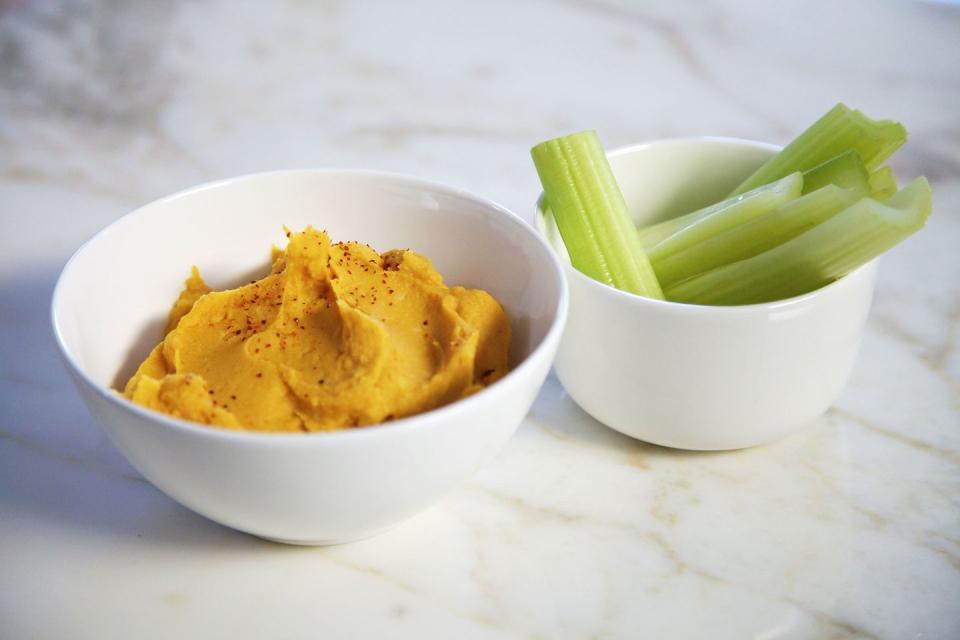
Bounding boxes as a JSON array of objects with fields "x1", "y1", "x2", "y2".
[
  {"x1": 52, "y1": 170, "x2": 568, "y2": 545},
  {"x1": 536, "y1": 138, "x2": 876, "y2": 450}
]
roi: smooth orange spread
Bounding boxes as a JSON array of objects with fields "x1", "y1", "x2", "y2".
[{"x1": 123, "y1": 227, "x2": 511, "y2": 432}]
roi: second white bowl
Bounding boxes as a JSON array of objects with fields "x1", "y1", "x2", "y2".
[{"x1": 536, "y1": 138, "x2": 876, "y2": 450}]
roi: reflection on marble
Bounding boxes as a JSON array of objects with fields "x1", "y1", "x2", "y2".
[{"x1": 1, "y1": 0, "x2": 958, "y2": 638}]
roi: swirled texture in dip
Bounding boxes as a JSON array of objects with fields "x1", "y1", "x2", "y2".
[{"x1": 122, "y1": 227, "x2": 511, "y2": 432}]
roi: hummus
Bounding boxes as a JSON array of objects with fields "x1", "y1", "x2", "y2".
[{"x1": 123, "y1": 227, "x2": 511, "y2": 432}]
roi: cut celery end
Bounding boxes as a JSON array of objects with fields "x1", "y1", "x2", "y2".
[
  {"x1": 729, "y1": 104, "x2": 907, "y2": 197},
  {"x1": 531, "y1": 131, "x2": 664, "y2": 299},
  {"x1": 869, "y1": 166, "x2": 898, "y2": 200},
  {"x1": 666, "y1": 178, "x2": 932, "y2": 306},
  {"x1": 802, "y1": 150, "x2": 870, "y2": 196},
  {"x1": 645, "y1": 172, "x2": 802, "y2": 263},
  {"x1": 652, "y1": 185, "x2": 860, "y2": 288}
]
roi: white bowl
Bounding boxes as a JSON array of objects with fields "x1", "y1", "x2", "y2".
[
  {"x1": 536, "y1": 138, "x2": 876, "y2": 450},
  {"x1": 52, "y1": 169, "x2": 568, "y2": 545}
]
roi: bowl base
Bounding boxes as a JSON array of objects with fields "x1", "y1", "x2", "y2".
[{"x1": 255, "y1": 524, "x2": 400, "y2": 547}]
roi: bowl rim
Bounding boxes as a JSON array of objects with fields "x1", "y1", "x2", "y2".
[
  {"x1": 535, "y1": 135, "x2": 878, "y2": 315},
  {"x1": 51, "y1": 167, "x2": 570, "y2": 444}
]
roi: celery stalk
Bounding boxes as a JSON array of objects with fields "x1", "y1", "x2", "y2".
[
  {"x1": 666, "y1": 178, "x2": 932, "y2": 305},
  {"x1": 636, "y1": 214, "x2": 688, "y2": 250},
  {"x1": 869, "y1": 166, "x2": 898, "y2": 200},
  {"x1": 646, "y1": 172, "x2": 803, "y2": 263},
  {"x1": 729, "y1": 104, "x2": 907, "y2": 197},
  {"x1": 653, "y1": 185, "x2": 860, "y2": 287},
  {"x1": 801, "y1": 150, "x2": 870, "y2": 195},
  {"x1": 637, "y1": 152, "x2": 866, "y2": 251},
  {"x1": 531, "y1": 131, "x2": 664, "y2": 298},
  {"x1": 636, "y1": 173, "x2": 803, "y2": 250}
]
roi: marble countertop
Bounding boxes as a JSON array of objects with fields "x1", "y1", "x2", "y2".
[{"x1": 1, "y1": 1, "x2": 958, "y2": 638}]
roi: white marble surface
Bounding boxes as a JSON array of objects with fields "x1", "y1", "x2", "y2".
[{"x1": 1, "y1": 0, "x2": 959, "y2": 638}]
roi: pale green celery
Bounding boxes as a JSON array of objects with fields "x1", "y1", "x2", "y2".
[
  {"x1": 666, "y1": 178, "x2": 932, "y2": 306},
  {"x1": 869, "y1": 166, "x2": 898, "y2": 200},
  {"x1": 729, "y1": 104, "x2": 907, "y2": 197},
  {"x1": 636, "y1": 174, "x2": 802, "y2": 250},
  {"x1": 531, "y1": 131, "x2": 663, "y2": 298},
  {"x1": 653, "y1": 185, "x2": 860, "y2": 287},
  {"x1": 645, "y1": 172, "x2": 803, "y2": 263},
  {"x1": 635, "y1": 207, "x2": 702, "y2": 249},
  {"x1": 637, "y1": 152, "x2": 863, "y2": 249},
  {"x1": 801, "y1": 150, "x2": 870, "y2": 195}
]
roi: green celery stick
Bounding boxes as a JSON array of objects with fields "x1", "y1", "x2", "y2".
[
  {"x1": 666, "y1": 178, "x2": 932, "y2": 306},
  {"x1": 729, "y1": 104, "x2": 907, "y2": 197},
  {"x1": 636, "y1": 214, "x2": 687, "y2": 250},
  {"x1": 653, "y1": 185, "x2": 860, "y2": 287},
  {"x1": 636, "y1": 174, "x2": 803, "y2": 250},
  {"x1": 637, "y1": 152, "x2": 865, "y2": 250},
  {"x1": 801, "y1": 150, "x2": 870, "y2": 195},
  {"x1": 646, "y1": 172, "x2": 803, "y2": 263},
  {"x1": 531, "y1": 131, "x2": 663, "y2": 298},
  {"x1": 638, "y1": 205, "x2": 728, "y2": 251},
  {"x1": 869, "y1": 166, "x2": 898, "y2": 200}
]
